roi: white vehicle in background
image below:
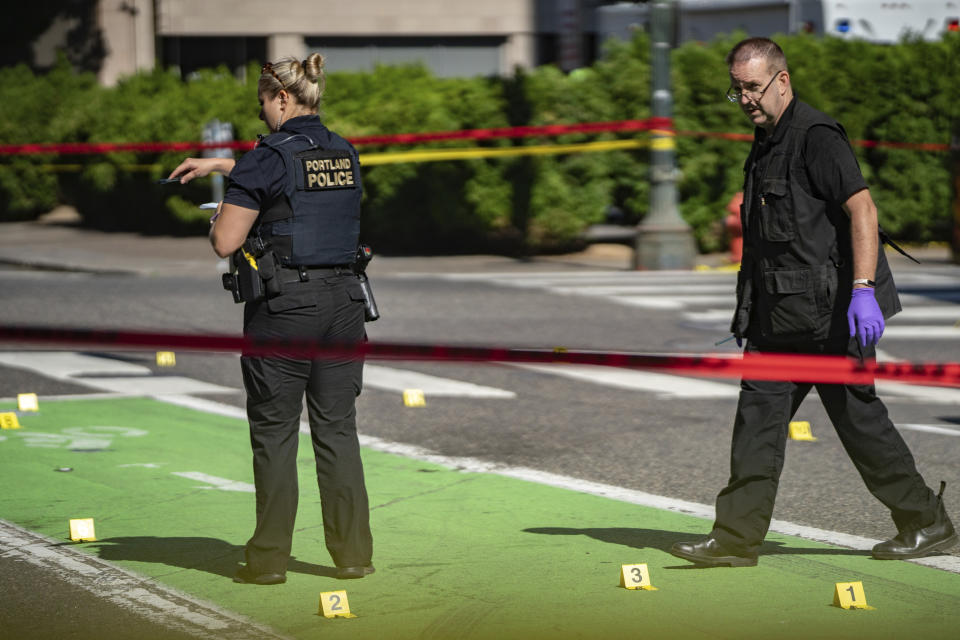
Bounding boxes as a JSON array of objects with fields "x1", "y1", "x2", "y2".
[
  {"x1": 595, "y1": 0, "x2": 960, "y2": 45},
  {"x1": 795, "y1": 0, "x2": 960, "y2": 42}
]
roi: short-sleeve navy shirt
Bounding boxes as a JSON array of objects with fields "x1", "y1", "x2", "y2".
[{"x1": 224, "y1": 115, "x2": 355, "y2": 212}]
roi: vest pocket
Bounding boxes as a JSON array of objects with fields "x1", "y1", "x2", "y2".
[
  {"x1": 759, "y1": 267, "x2": 824, "y2": 336},
  {"x1": 758, "y1": 178, "x2": 795, "y2": 242}
]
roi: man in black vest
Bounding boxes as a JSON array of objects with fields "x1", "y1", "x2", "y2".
[{"x1": 671, "y1": 38, "x2": 956, "y2": 567}]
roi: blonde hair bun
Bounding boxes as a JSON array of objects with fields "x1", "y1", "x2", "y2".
[{"x1": 303, "y1": 53, "x2": 325, "y2": 84}]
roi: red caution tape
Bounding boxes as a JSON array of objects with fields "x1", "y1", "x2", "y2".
[
  {"x1": 1, "y1": 325, "x2": 958, "y2": 389},
  {"x1": 347, "y1": 118, "x2": 675, "y2": 146},
  {"x1": 0, "y1": 119, "x2": 671, "y2": 156},
  {"x1": 0, "y1": 117, "x2": 948, "y2": 156},
  {"x1": 0, "y1": 140, "x2": 257, "y2": 156}
]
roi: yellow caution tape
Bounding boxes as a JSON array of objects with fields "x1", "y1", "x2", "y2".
[
  {"x1": 360, "y1": 139, "x2": 650, "y2": 166},
  {"x1": 36, "y1": 138, "x2": 652, "y2": 172}
]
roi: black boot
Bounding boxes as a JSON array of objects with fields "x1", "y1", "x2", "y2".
[
  {"x1": 670, "y1": 537, "x2": 758, "y2": 567},
  {"x1": 872, "y1": 481, "x2": 958, "y2": 560}
]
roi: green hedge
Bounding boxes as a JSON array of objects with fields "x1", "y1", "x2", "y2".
[{"x1": 1, "y1": 33, "x2": 958, "y2": 252}]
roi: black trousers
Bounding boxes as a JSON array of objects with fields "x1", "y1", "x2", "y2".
[
  {"x1": 710, "y1": 336, "x2": 938, "y2": 556},
  {"x1": 239, "y1": 274, "x2": 372, "y2": 574}
]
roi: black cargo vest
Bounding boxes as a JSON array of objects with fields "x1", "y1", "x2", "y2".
[
  {"x1": 253, "y1": 130, "x2": 361, "y2": 267},
  {"x1": 731, "y1": 99, "x2": 900, "y2": 342}
]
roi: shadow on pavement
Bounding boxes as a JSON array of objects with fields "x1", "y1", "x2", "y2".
[
  {"x1": 523, "y1": 526, "x2": 870, "y2": 561},
  {"x1": 89, "y1": 536, "x2": 338, "y2": 579}
]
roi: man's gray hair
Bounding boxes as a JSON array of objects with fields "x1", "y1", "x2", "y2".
[{"x1": 725, "y1": 37, "x2": 788, "y2": 73}]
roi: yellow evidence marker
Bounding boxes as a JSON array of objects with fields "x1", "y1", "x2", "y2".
[
  {"x1": 319, "y1": 590, "x2": 356, "y2": 618},
  {"x1": 156, "y1": 352, "x2": 177, "y2": 367},
  {"x1": 833, "y1": 581, "x2": 875, "y2": 610},
  {"x1": 0, "y1": 412, "x2": 22, "y2": 430},
  {"x1": 17, "y1": 393, "x2": 39, "y2": 412},
  {"x1": 619, "y1": 563, "x2": 658, "y2": 590},
  {"x1": 69, "y1": 518, "x2": 97, "y2": 542},
  {"x1": 789, "y1": 421, "x2": 817, "y2": 441},
  {"x1": 402, "y1": 389, "x2": 426, "y2": 407}
]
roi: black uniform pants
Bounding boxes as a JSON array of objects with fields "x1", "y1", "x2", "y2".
[
  {"x1": 239, "y1": 274, "x2": 372, "y2": 574},
  {"x1": 710, "y1": 336, "x2": 938, "y2": 556}
]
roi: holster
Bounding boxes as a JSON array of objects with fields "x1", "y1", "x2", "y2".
[
  {"x1": 221, "y1": 238, "x2": 279, "y2": 304},
  {"x1": 352, "y1": 244, "x2": 380, "y2": 322}
]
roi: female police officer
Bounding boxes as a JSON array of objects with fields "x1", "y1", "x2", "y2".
[{"x1": 169, "y1": 54, "x2": 374, "y2": 584}]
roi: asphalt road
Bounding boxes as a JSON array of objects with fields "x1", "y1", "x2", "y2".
[{"x1": 1, "y1": 251, "x2": 959, "y2": 637}]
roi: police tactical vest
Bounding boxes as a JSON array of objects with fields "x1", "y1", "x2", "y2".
[
  {"x1": 254, "y1": 130, "x2": 361, "y2": 267},
  {"x1": 731, "y1": 100, "x2": 900, "y2": 342}
]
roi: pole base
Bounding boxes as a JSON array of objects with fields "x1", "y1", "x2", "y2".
[{"x1": 633, "y1": 225, "x2": 697, "y2": 270}]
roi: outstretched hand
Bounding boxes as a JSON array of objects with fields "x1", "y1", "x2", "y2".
[
  {"x1": 847, "y1": 287, "x2": 884, "y2": 346},
  {"x1": 168, "y1": 157, "x2": 231, "y2": 184}
]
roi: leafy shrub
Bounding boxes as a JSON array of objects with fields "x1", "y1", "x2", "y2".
[{"x1": 1, "y1": 34, "x2": 957, "y2": 250}]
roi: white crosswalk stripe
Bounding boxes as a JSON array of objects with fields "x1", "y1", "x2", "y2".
[
  {"x1": 406, "y1": 267, "x2": 960, "y2": 409},
  {"x1": 513, "y1": 364, "x2": 739, "y2": 398},
  {"x1": 364, "y1": 364, "x2": 516, "y2": 398},
  {"x1": 0, "y1": 352, "x2": 516, "y2": 400},
  {"x1": 1, "y1": 261, "x2": 958, "y2": 417},
  {"x1": 428, "y1": 268, "x2": 960, "y2": 340}
]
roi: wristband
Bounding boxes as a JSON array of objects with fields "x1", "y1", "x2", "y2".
[{"x1": 852, "y1": 278, "x2": 876, "y2": 287}]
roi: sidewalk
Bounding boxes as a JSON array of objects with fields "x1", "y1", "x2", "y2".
[{"x1": 0, "y1": 207, "x2": 954, "y2": 276}]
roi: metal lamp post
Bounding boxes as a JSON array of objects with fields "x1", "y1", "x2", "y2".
[{"x1": 634, "y1": 0, "x2": 696, "y2": 270}]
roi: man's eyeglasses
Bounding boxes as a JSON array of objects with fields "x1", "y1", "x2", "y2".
[
  {"x1": 261, "y1": 62, "x2": 285, "y2": 89},
  {"x1": 726, "y1": 70, "x2": 783, "y2": 103}
]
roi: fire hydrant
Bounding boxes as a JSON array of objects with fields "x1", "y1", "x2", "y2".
[{"x1": 725, "y1": 192, "x2": 744, "y2": 264}]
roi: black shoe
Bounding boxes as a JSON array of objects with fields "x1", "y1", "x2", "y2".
[
  {"x1": 873, "y1": 481, "x2": 958, "y2": 560},
  {"x1": 233, "y1": 565, "x2": 287, "y2": 585},
  {"x1": 670, "y1": 537, "x2": 758, "y2": 567},
  {"x1": 336, "y1": 564, "x2": 375, "y2": 579}
]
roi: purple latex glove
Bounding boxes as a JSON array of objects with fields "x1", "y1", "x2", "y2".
[{"x1": 847, "y1": 288, "x2": 885, "y2": 346}]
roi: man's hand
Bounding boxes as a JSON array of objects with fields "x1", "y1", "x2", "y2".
[{"x1": 847, "y1": 288, "x2": 884, "y2": 346}]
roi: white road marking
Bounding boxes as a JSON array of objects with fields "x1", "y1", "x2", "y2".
[
  {"x1": 171, "y1": 472, "x2": 255, "y2": 493},
  {"x1": 76, "y1": 376, "x2": 236, "y2": 395},
  {"x1": 878, "y1": 381, "x2": 960, "y2": 404},
  {"x1": 892, "y1": 306, "x2": 960, "y2": 321},
  {"x1": 418, "y1": 269, "x2": 733, "y2": 280},
  {"x1": 0, "y1": 352, "x2": 514, "y2": 400},
  {"x1": 616, "y1": 294, "x2": 733, "y2": 308},
  {"x1": 898, "y1": 424, "x2": 960, "y2": 436},
  {"x1": 0, "y1": 352, "x2": 235, "y2": 395},
  {"x1": 513, "y1": 363, "x2": 740, "y2": 398},
  {"x1": 0, "y1": 351, "x2": 149, "y2": 378},
  {"x1": 683, "y1": 308, "x2": 735, "y2": 322},
  {"x1": 882, "y1": 326, "x2": 960, "y2": 339},
  {"x1": 9, "y1": 425, "x2": 148, "y2": 450},
  {"x1": 547, "y1": 284, "x2": 733, "y2": 296},
  {"x1": 364, "y1": 364, "x2": 516, "y2": 398},
  {"x1": 900, "y1": 292, "x2": 960, "y2": 304},
  {"x1": 0, "y1": 519, "x2": 289, "y2": 639}
]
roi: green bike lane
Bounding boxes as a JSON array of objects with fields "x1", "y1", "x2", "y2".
[{"x1": 1, "y1": 396, "x2": 958, "y2": 639}]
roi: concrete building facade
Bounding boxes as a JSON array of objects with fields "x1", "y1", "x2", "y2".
[{"x1": 91, "y1": 0, "x2": 613, "y2": 85}]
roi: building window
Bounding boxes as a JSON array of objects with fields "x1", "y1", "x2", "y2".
[
  {"x1": 305, "y1": 36, "x2": 505, "y2": 77},
  {"x1": 161, "y1": 36, "x2": 266, "y2": 79}
]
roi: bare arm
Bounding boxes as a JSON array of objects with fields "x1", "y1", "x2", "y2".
[
  {"x1": 168, "y1": 157, "x2": 237, "y2": 184},
  {"x1": 842, "y1": 188, "x2": 878, "y2": 290},
  {"x1": 209, "y1": 203, "x2": 258, "y2": 258}
]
